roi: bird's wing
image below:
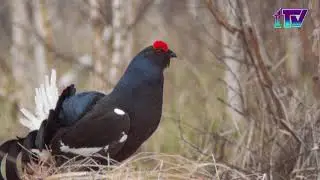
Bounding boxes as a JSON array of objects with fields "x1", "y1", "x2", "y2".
[
  {"x1": 36, "y1": 85, "x2": 106, "y2": 151},
  {"x1": 50, "y1": 102, "x2": 130, "y2": 159},
  {"x1": 59, "y1": 91, "x2": 105, "y2": 126}
]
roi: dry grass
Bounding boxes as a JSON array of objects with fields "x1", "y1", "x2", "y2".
[{"x1": 21, "y1": 152, "x2": 266, "y2": 180}]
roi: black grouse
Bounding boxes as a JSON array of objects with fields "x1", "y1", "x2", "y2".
[
  {"x1": 0, "y1": 40, "x2": 177, "y2": 179},
  {"x1": 48, "y1": 40, "x2": 177, "y2": 162}
]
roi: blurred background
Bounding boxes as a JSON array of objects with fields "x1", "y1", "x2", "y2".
[{"x1": 0, "y1": 0, "x2": 320, "y2": 179}]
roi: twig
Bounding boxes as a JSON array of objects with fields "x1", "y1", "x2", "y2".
[{"x1": 206, "y1": 0, "x2": 242, "y2": 34}]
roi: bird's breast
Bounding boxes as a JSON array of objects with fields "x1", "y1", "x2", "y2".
[{"x1": 129, "y1": 86, "x2": 163, "y2": 140}]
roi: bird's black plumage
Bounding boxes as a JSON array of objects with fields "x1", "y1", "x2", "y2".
[
  {"x1": 37, "y1": 84, "x2": 77, "y2": 150},
  {"x1": 0, "y1": 41, "x2": 177, "y2": 178},
  {"x1": 0, "y1": 130, "x2": 38, "y2": 180},
  {"x1": 49, "y1": 41, "x2": 177, "y2": 162},
  {"x1": 0, "y1": 139, "x2": 21, "y2": 180},
  {"x1": 59, "y1": 91, "x2": 105, "y2": 126}
]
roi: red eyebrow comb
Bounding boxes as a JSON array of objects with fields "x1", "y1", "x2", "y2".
[{"x1": 153, "y1": 40, "x2": 169, "y2": 52}]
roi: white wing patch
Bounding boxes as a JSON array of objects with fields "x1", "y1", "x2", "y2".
[
  {"x1": 114, "y1": 108, "x2": 125, "y2": 115},
  {"x1": 19, "y1": 69, "x2": 59, "y2": 131},
  {"x1": 60, "y1": 141, "x2": 109, "y2": 157},
  {"x1": 119, "y1": 132, "x2": 128, "y2": 143}
]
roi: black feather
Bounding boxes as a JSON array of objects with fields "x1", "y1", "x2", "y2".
[{"x1": 0, "y1": 139, "x2": 24, "y2": 180}]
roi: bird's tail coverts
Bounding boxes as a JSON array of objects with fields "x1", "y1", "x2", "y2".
[
  {"x1": 0, "y1": 131, "x2": 39, "y2": 180},
  {"x1": 0, "y1": 139, "x2": 25, "y2": 180},
  {"x1": 20, "y1": 69, "x2": 59, "y2": 131},
  {"x1": 37, "y1": 84, "x2": 76, "y2": 150}
]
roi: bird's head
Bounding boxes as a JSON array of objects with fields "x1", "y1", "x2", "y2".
[
  {"x1": 136, "y1": 40, "x2": 177, "y2": 69},
  {"x1": 114, "y1": 41, "x2": 177, "y2": 92}
]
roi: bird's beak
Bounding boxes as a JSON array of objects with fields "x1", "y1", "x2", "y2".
[{"x1": 169, "y1": 51, "x2": 177, "y2": 58}]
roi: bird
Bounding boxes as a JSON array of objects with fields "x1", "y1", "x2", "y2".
[
  {"x1": 48, "y1": 40, "x2": 177, "y2": 162},
  {"x1": 0, "y1": 40, "x2": 177, "y2": 179}
]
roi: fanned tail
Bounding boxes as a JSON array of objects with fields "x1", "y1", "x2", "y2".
[
  {"x1": 0, "y1": 69, "x2": 73, "y2": 179},
  {"x1": 19, "y1": 69, "x2": 59, "y2": 131}
]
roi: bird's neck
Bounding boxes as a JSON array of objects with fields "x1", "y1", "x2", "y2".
[{"x1": 112, "y1": 59, "x2": 164, "y2": 94}]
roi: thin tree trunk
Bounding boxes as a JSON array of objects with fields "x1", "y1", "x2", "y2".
[
  {"x1": 89, "y1": 0, "x2": 108, "y2": 90},
  {"x1": 11, "y1": 0, "x2": 29, "y2": 82},
  {"x1": 108, "y1": 0, "x2": 125, "y2": 84},
  {"x1": 40, "y1": 0, "x2": 54, "y2": 65},
  {"x1": 285, "y1": 0, "x2": 302, "y2": 81},
  {"x1": 188, "y1": 0, "x2": 198, "y2": 17},
  {"x1": 219, "y1": 0, "x2": 243, "y2": 131},
  {"x1": 33, "y1": 0, "x2": 49, "y2": 84},
  {"x1": 285, "y1": 29, "x2": 302, "y2": 81},
  {"x1": 11, "y1": 0, "x2": 31, "y2": 107},
  {"x1": 310, "y1": 0, "x2": 320, "y2": 71},
  {"x1": 124, "y1": 0, "x2": 134, "y2": 63}
]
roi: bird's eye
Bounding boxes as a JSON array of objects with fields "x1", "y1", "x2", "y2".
[{"x1": 155, "y1": 49, "x2": 163, "y2": 54}]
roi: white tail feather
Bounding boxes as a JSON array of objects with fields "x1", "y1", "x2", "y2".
[{"x1": 19, "y1": 69, "x2": 59, "y2": 131}]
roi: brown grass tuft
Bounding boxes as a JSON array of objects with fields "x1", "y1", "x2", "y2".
[{"x1": 21, "y1": 152, "x2": 265, "y2": 180}]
